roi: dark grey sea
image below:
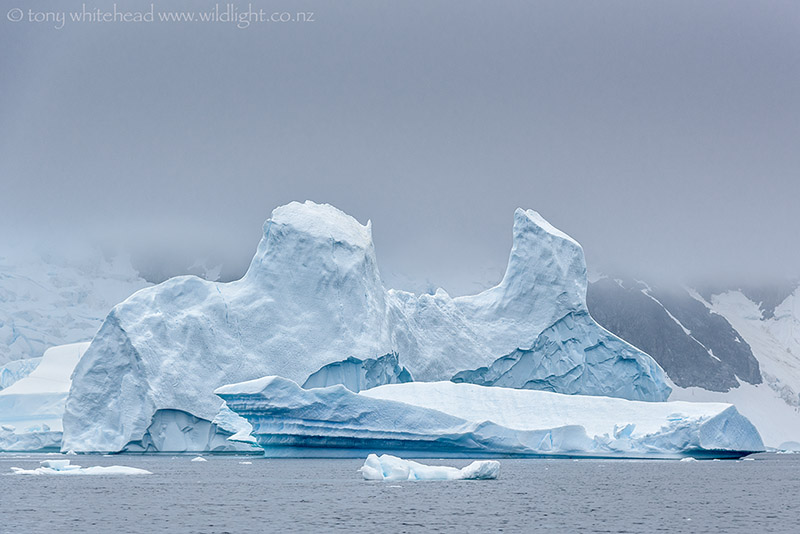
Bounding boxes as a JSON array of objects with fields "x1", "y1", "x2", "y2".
[{"x1": 1, "y1": 453, "x2": 798, "y2": 533}]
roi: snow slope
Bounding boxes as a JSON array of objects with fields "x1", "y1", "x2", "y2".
[
  {"x1": 62, "y1": 202, "x2": 671, "y2": 452},
  {"x1": 709, "y1": 288, "x2": 800, "y2": 409},
  {"x1": 669, "y1": 380, "x2": 800, "y2": 448},
  {"x1": 0, "y1": 357, "x2": 41, "y2": 390},
  {"x1": 588, "y1": 279, "x2": 800, "y2": 448},
  {"x1": 669, "y1": 287, "x2": 800, "y2": 447},
  {"x1": 0, "y1": 247, "x2": 150, "y2": 364},
  {"x1": 0, "y1": 342, "x2": 89, "y2": 451},
  {"x1": 216, "y1": 377, "x2": 763, "y2": 459}
]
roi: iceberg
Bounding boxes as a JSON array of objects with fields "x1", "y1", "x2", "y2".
[
  {"x1": 62, "y1": 202, "x2": 670, "y2": 452},
  {"x1": 216, "y1": 377, "x2": 764, "y2": 459},
  {"x1": 0, "y1": 342, "x2": 89, "y2": 451},
  {"x1": 10, "y1": 459, "x2": 150, "y2": 476},
  {"x1": 359, "y1": 454, "x2": 499, "y2": 481}
]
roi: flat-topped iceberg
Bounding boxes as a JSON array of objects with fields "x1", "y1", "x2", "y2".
[
  {"x1": 63, "y1": 201, "x2": 670, "y2": 452},
  {"x1": 360, "y1": 454, "x2": 500, "y2": 481},
  {"x1": 216, "y1": 377, "x2": 764, "y2": 459},
  {"x1": 10, "y1": 459, "x2": 151, "y2": 476}
]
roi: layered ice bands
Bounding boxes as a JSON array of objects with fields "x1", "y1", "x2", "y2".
[
  {"x1": 62, "y1": 201, "x2": 671, "y2": 452},
  {"x1": 216, "y1": 377, "x2": 764, "y2": 459}
]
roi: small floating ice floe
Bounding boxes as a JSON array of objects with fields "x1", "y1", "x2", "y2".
[
  {"x1": 680, "y1": 457, "x2": 698, "y2": 463},
  {"x1": 10, "y1": 459, "x2": 150, "y2": 476},
  {"x1": 191, "y1": 456, "x2": 207, "y2": 462},
  {"x1": 359, "y1": 454, "x2": 499, "y2": 481}
]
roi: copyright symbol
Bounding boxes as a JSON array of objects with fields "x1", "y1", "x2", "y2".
[{"x1": 7, "y1": 8, "x2": 24, "y2": 22}]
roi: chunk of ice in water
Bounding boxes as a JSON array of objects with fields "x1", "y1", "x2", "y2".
[
  {"x1": 359, "y1": 454, "x2": 499, "y2": 481},
  {"x1": 10, "y1": 459, "x2": 150, "y2": 475}
]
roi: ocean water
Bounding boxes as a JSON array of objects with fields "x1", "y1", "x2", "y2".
[{"x1": 1, "y1": 453, "x2": 798, "y2": 533}]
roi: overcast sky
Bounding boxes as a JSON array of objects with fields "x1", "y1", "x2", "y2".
[{"x1": 2, "y1": 0, "x2": 798, "y2": 294}]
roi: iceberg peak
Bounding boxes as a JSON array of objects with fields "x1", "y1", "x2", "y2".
[
  {"x1": 269, "y1": 201, "x2": 373, "y2": 248},
  {"x1": 452, "y1": 208, "x2": 587, "y2": 354}
]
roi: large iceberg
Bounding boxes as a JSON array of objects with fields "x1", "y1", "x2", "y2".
[
  {"x1": 0, "y1": 342, "x2": 89, "y2": 451},
  {"x1": 62, "y1": 201, "x2": 670, "y2": 452},
  {"x1": 216, "y1": 376, "x2": 763, "y2": 459}
]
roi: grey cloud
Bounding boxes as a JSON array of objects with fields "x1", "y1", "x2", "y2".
[{"x1": 1, "y1": 0, "x2": 798, "y2": 294}]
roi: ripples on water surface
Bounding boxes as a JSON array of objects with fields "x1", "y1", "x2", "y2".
[{"x1": 1, "y1": 453, "x2": 798, "y2": 533}]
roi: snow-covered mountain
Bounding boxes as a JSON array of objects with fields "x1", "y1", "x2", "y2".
[
  {"x1": 0, "y1": 342, "x2": 90, "y2": 451},
  {"x1": 0, "y1": 247, "x2": 150, "y2": 365},
  {"x1": 61, "y1": 201, "x2": 670, "y2": 453},
  {"x1": 587, "y1": 279, "x2": 800, "y2": 447}
]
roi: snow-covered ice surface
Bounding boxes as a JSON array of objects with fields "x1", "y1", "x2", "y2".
[
  {"x1": 217, "y1": 377, "x2": 763, "y2": 459},
  {"x1": 0, "y1": 343, "x2": 89, "y2": 451},
  {"x1": 359, "y1": 454, "x2": 499, "y2": 481},
  {"x1": 9, "y1": 459, "x2": 150, "y2": 476},
  {"x1": 63, "y1": 202, "x2": 670, "y2": 452},
  {"x1": 708, "y1": 289, "x2": 800, "y2": 408},
  {"x1": 0, "y1": 247, "x2": 150, "y2": 365}
]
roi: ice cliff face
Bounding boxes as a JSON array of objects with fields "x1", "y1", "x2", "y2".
[
  {"x1": 62, "y1": 201, "x2": 671, "y2": 452},
  {"x1": 302, "y1": 353, "x2": 412, "y2": 392},
  {"x1": 452, "y1": 311, "x2": 671, "y2": 401},
  {"x1": 216, "y1": 377, "x2": 763, "y2": 459}
]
